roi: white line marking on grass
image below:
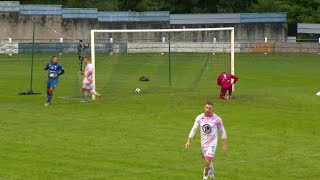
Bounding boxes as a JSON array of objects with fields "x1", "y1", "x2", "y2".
[
  {"x1": 219, "y1": 153, "x2": 320, "y2": 165},
  {"x1": 59, "y1": 94, "x2": 103, "y2": 101},
  {"x1": 58, "y1": 96, "x2": 83, "y2": 100}
]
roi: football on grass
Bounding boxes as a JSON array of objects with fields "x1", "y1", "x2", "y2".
[{"x1": 135, "y1": 88, "x2": 141, "y2": 94}]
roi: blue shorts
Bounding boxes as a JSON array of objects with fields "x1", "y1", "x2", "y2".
[{"x1": 47, "y1": 78, "x2": 59, "y2": 89}]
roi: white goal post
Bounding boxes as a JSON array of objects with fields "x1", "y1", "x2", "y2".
[{"x1": 90, "y1": 27, "x2": 235, "y2": 100}]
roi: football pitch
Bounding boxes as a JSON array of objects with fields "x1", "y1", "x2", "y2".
[{"x1": 0, "y1": 53, "x2": 319, "y2": 179}]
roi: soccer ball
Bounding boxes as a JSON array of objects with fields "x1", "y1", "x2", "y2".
[
  {"x1": 135, "y1": 88, "x2": 141, "y2": 94},
  {"x1": 316, "y1": 91, "x2": 320, "y2": 96}
]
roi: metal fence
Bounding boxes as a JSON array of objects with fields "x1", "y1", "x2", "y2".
[{"x1": 0, "y1": 38, "x2": 319, "y2": 54}]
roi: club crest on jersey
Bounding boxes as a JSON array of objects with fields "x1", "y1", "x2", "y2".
[{"x1": 202, "y1": 124, "x2": 212, "y2": 134}]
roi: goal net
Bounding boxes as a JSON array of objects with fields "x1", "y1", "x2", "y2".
[{"x1": 90, "y1": 27, "x2": 234, "y2": 98}]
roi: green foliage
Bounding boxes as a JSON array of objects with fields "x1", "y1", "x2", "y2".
[
  {"x1": 249, "y1": 0, "x2": 320, "y2": 23},
  {"x1": 135, "y1": 0, "x2": 168, "y2": 11},
  {"x1": 62, "y1": 0, "x2": 120, "y2": 11},
  {"x1": 216, "y1": 0, "x2": 255, "y2": 13},
  {"x1": 249, "y1": 0, "x2": 276, "y2": 12},
  {"x1": 18, "y1": 0, "x2": 320, "y2": 23},
  {"x1": 19, "y1": 0, "x2": 119, "y2": 11}
]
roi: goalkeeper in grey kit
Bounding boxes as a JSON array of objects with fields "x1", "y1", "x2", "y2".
[{"x1": 78, "y1": 40, "x2": 89, "y2": 72}]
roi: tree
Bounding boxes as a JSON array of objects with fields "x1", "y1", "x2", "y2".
[
  {"x1": 135, "y1": 0, "x2": 168, "y2": 11},
  {"x1": 250, "y1": 0, "x2": 320, "y2": 23},
  {"x1": 16, "y1": 0, "x2": 320, "y2": 24},
  {"x1": 216, "y1": 0, "x2": 256, "y2": 13},
  {"x1": 19, "y1": 0, "x2": 119, "y2": 11}
]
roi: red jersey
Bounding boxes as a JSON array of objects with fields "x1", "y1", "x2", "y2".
[{"x1": 217, "y1": 73, "x2": 238, "y2": 89}]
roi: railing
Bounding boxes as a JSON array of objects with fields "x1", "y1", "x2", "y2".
[{"x1": 1, "y1": 38, "x2": 319, "y2": 54}]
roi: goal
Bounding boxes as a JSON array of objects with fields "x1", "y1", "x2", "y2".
[{"x1": 90, "y1": 27, "x2": 234, "y2": 99}]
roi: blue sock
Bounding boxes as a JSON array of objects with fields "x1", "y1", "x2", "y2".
[{"x1": 47, "y1": 93, "x2": 52, "y2": 102}]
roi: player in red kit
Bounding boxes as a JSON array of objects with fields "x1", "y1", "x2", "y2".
[{"x1": 217, "y1": 72, "x2": 238, "y2": 100}]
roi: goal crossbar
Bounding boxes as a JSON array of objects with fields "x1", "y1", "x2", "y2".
[{"x1": 91, "y1": 27, "x2": 234, "y2": 33}]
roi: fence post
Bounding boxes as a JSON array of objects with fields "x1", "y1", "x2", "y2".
[
  {"x1": 8, "y1": 38, "x2": 12, "y2": 56},
  {"x1": 161, "y1": 36, "x2": 165, "y2": 55},
  {"x1": 264, "y1": 37, "x2": 268, "y2": 54},
  {"x1": 213, "y1": 37, "x2": 217, "y2": 55},
  {"x1": 59, "y1": 37, "x2": 63, "y2": 55},
  {"x1": 110, "y1": 37, "x2": 113, "y2": 55}
]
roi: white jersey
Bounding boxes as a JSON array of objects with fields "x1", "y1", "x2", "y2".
[
  {"x1": 188, "y1": 113, "x2": 226, "y2": 148},
  {"x1": 83, "y1": 63, "x2": 93, "y2": 84}
]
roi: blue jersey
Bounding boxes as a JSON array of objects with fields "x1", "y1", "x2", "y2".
[{"x1": 44, "y1": 62, "x2": 64, "y2": 78}]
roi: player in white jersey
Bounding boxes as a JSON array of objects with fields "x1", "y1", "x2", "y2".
[
  {"x1": 185, "y1": 101, "x2": 227, "y2": 180},
  {"x1": 81, "y1": 58, "x2": 100, "y2": 102}
]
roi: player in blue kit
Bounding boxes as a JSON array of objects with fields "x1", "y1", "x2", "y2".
[{"x1": 44, "y1": 56, "x2": 65, "y2": 106}]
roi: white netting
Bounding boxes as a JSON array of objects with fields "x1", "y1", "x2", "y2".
[{"x1": 90, "y1": 28, "x2": 234, "y2": 97}]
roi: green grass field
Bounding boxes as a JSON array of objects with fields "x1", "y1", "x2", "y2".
[{"x1": 0, "y1": 53, "x2": 319, "y2": 180}]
